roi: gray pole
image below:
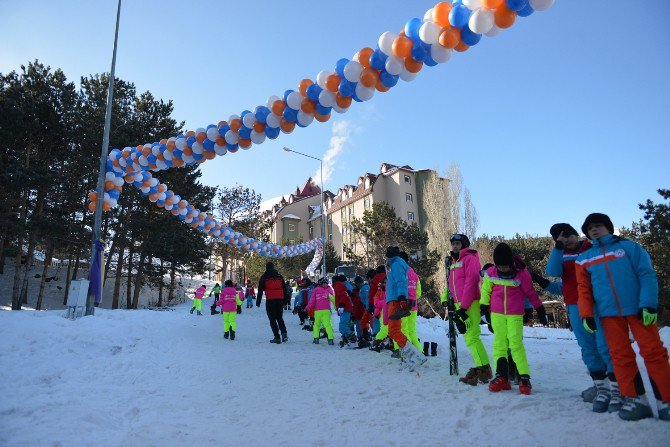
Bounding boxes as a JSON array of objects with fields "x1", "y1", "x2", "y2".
[
  {"x1": 86, "y1": 0, "x2": 122, "y2": 316},
  {"x1": 320, "y1": 159, "x2": 326, "y2": 279}
]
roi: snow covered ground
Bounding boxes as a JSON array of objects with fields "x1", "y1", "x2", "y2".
[{"x1": 1, "y1": 297, "x2": 668, "y2": 447}]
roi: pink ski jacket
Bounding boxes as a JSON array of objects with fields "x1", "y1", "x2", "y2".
[
  {"x1": 447, "y1": 248, "x2": 482, "y2": 310},
  {"x1": 304, "y1": 285, "x2": 335, "y2": 312},
  {"x1": 480, "y1": 264, "x2": 542, "y2": 315},
  {"x1": 408, "y1": 267, "x2": 420, "y2": 311},
  {"x1": 373, "y1": 290, "x2": 389, "y2": 324},
  {"x1": 195, "y1": 286, "x2": 206, "y2": 299},
  {"x1": 216, "y1": 286, "x2": 242, "y2": 312}
]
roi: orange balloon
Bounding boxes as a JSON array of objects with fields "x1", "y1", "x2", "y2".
[
  {"x1": 173, "y1": 158, "x2": 185, "y2": 167},
  {"x1": 483, "y1": 0, "x2": 504, "y2": 8},
  {"x1": 253, "y1": 121, "x2": 265, "y2": 133},
  {"x1": 112, "y1": 159, "x2": 120, "y2": 167},
  {"x1": 359, "y1": 68, "x2": 378, "y2": 88},
  {"x1": 149, "y1": 164, "x2": 157, "y2": 170},
  {"x1": 142, "y1": 180, "x2": 151, "y2": 187},
  {"x1": 115, "y1": 185, "x2": 122, "y2": 192},
  {"x1": 439, "y1": 26, "x2": 461, "y2": 49},
  {"x1": 159, "y1": 138, "x2": 167, "y2": 145},
  {"x1": 158, "y1": 184, "x2": 166, "y2": 192},
  {"x1": 335, "y1": 94, "x2": 352, "y2": 109},
  {"x1": 185, "y1": 130, "x2": 195, "y2": 138},
  {"x1": 104, "y1": 180, "x2": 114, "y2": 190},
  {"x1": 358, "y1": 47, "x2": 374, "y2": 68},
  {"x1": 455, "y1": 41, "x2": 469, "y2": 52},
  {"x1": 217, "y1": 120, "x2": 228, "y2": 127},
  {"x1": 229, "y1": 119, "x2": 242, "y2": 132},
  {"x1": 88, "y1": 191, "x2": 98, "y2": 202},
  {"x1": 156, "y1": 152, "x2": 165, "y2": 161},
  {"x1": 301, "y1": 98, "x2": 316, "y2": 114},
  {"x1": 215, "y1": 137, "x2": 226, "y2": 146},
  {"x1": 102, "y1": 202, "x2": 111, "y2": 212},
  {"x1": 182, "y1": 147, "x2": 193, "y2": 156},
  {"x1": 314, "y1": 113, "x2": 330, "y2": 123},
  {"x1": 166, "y1": 140, "x2": 175, "y2": 151},
  {"x1": 392, "y1": 35, "x2": 412, "y2": 58},
  {"x1": 196, "y1": 132, "x2": 206, "y2": 144},
  {"x1": 325, "y1": 74, "x2": 341, "y2": 92},
  {"x1": 271, "y1": 99, "x2": 286, "y2": 116},
  {"x1": 142, "y1": 146, "x2": 151, "y2": 157},
  {"x1": 124, "y1": 175, "x2": 133, "y2": 183},
  {"x1": 433, "y1": 2, "x2": 453, "y2": 27},
  {"x1": 171, "y1": 209, "x2": 180, "y2": 215},
  {"x1": 238, "y1": 138, "x2": 251, "y2": 149},
  {"x1": 404, "y1": 58, "x2": 423, "y2": 74},
  {"x1": 375, "y1": 80, "x2": 390, "y2": 93},
  {"x1": 88, "y1": 201, "x2": 96, "y2": 212},
  {"x1": 298, "y1": 79, "x2": 313, "y2": 96},
  {"x1": 280, "y1": 119, "x2": 296, "y2": 133},
  {"x1": 494, "y1": 4, "x2": 516, "y2": 29},
  {"x1": 149, "y1": 193, "x2": 158, "y2": 201},
  {"x1": 205, "y1": 151, "x2": 216, "y2": 160}
]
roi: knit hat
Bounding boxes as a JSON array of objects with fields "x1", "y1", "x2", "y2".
[
  {"x1": 398, "y1": 251, "x2": 409, "y2": 262},
  {"x1": 224, "y1": 280, "x2": 234, "y2": 287},
  {"x1": 581, "y1": 213, "x2": 614, "y2": 239},
  {"x1": 493, "y1": 243, "x2": 515, "y2": 267},
  {"x1": 385, "y1": 246, "x2": 401, "y2": 259},
  {"x1": 549, "y1": 223, "x2": 578, "y2": 241},
  {"x1": 266, "y1": 261, "x2": 274, "y2": 270},
  {"x1": 450, "y1": 234, "x2": 471, "y2": 249}
]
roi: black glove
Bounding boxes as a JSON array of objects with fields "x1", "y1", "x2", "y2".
[
  {"x1": 397, "y1": 294, "x2": 407, "y2": 302},
  {"x1": 453, "y1": 308, "x2": 470, "y2": 334},
  {"x1": 523, "y1": 307, "x2": 534, "y2": 324},
  {"x1": 530, "y1": 272, "x2": 550, "y2": 290},
  {"x1": 487, "y1": 322, "x2": 494, "y2": 333},
  {"x1": 535, "y1": 305, "x2": 549, "y2": 326},
  {"x1": 480, "y1": 304, "x2": 491, "y2": 323},
  {"x1": 555, "y1": 240, "x2": 564, "y2": 250},
  {"x1": 441, "y1": 300, "x2": 450, "y2": 308}
]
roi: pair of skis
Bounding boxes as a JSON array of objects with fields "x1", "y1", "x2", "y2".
[{"x1": 446, "y1": 258, "x2": 459, "y2": 376}]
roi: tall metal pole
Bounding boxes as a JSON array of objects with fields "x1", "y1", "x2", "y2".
[
  {"x1": 320, "y1": 159, "x2": 326, "y2": 279},
  {"x1": 86, "y1": 0, "x2": 122, "y2": 316}
]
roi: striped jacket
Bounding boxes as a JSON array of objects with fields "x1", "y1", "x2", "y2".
[
  {"x1": 545, "y1": 240, "x2": 591, "y2": 305},
  {"x1": 576, "y1": 234, "x2": 658, "y2": 318}
]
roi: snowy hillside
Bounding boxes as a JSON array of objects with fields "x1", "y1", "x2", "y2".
[{"x1": 1, "y1": 299, "x2": 668, "y2": 447}]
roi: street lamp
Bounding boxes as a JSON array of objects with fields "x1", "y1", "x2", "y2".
[{"x1": 282, "y1": 147, "x2": 327, "y2": 279}]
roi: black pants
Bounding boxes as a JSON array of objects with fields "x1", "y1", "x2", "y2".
[{"x1": 266, "y1": 299, "x2": 287, "y2": 337}]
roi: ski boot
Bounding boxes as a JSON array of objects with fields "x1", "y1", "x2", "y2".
[
  {"x1": 196, "y1": 310, "x2": 202, "y2": 316},
  {"x1": 592, "y1": 379, "x2": 612, "y2": 413},
  {"x1": 327, "y1": 339, "x2": 334, "y2": 346},
  {"x1": 224, "y1": 330, "x2": 229, "y2": 339},
  {"x1": 370, "y1": 340, "x2": 383, "y2": 352},
  {"x1": 581, "y1": 385, "x2": 597, "y2": 403},
  {"x1": 489, "y1": 375, "x2": 512, "y2": 392},
  {"x1": 618, "y1": 395, "x2": 652, "y2": 421},
  {"x1": 281, "y1": 333, "x2": 288, "y2": 343},
  {"x1": 657, "y1": 400, "x2": 670, "y2": 421},
  {"x1": 313, "y1": 338, "x2": 320, "y2": 344},
  {"x1": 190, "y1": 307, "x2": 195, "y2": 314},
  {"x1": 459, "y1": 368, "x2": 479, "y2": 386},
  {"x1": 608, "y1": 380, "x2": 623, "y2": 413},
  {"x1": 391, "y1": 349, "x2": 401, "y2": 359},
  {"x1": 270, "y1": 336, "x2": 281, "y2": 344},
  {"x1": 478, "y1": 365, "x2": 493, "y2": 384},
  {"x1": 230, "y1": 330, "x2": 235, "y2": 340},
  {"x1": 518, "y1": 375, "x2": 532, "y2": 395}
]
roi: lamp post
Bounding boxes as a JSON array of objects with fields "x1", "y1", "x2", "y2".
[
  {"x1": 282, "y1": 147, "x2": 327, "y2": 278},
  {"x1": 86, "y1": 0, "x2": 122, "y2": 316}
]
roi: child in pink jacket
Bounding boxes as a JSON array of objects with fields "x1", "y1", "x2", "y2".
[
  {"x1": 304, "y1": 278, "x2": 336, "y2": 345},
  {"x1": 190, "y1": 284, "x2": 207, "y2": 315},
  {"x1": 216, "y1": 280, "x2": 243, "y2": 340}
]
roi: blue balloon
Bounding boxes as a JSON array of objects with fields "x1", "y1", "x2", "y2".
[
  {"x1": 157, "y1": 199, "x2": 165, "y2": 206},
  {"x1": 108, "y1": 189, "x2": 120, "y2": 199},
  {"x1": 226, "y1": 143, "x2": 239, "y2": 152},
  {"x1": 186, "y1": 135, "x2": 196, "y2": 146},
  {"x1": 254, "y1": 106, "x2": 270, "y2": 123},
  {"x1": 192, "y1": 152, "x2": 203, "y2": 161},
  {"x1": 460, "y1": 25, "x2": 481, "y2": 46},
  {"x1": 404, "y1": 18, "x2": 422, "y2": 41},
  {"x1": 206, "y1": 124, "x2": 216, "y2": 131},
  {"x1": 338, "y1": 79, "x2": 356, "y2": 97},
  {"x1": 335, "y1": 58, "x2": 349, "y2": 78},
  {"x1": 202, "y1": 139, "x2": 215, "y2": 150},
  {"x1": 238, "y1": 126, "x2": 251, "y2": 139},
  {"x1": 282, "y1": 107, "x2": 297, "y2": 122},
  {"x1": 163, "y1": 159, "x2": 173, "y2": 167},
  {"x1": 379, "y1": 71, "x2": 399, "y2": 88},
  {"x1": 173, "y1": 148, "x2": 182, "y2": 158},
  {"x1": 218, "y1": 124, "x2": 230, "y2": 137},
  {"x1": 148, "y1": 186, "x2": 157, "y2": 194},
  {"x1": 424, "y1": 48, "x2": 438, "y2": 67},
  {"x1": 240, "y1": 110, "x2": 251, "y2": 119},
  {"x1": 306, "y1": 84, "x2": 322, "y2": 101},
  {"x1": 105, "y1": 160, "x2": 113, "y2": 172},
  {"x1": 352, "y1": 91, "x2": 362, "y2": 103},
  {"x1": 369, "y1": 49, "x2": 387, "y2": 71},
  {"x1": 266, "y1": 126, "x2": 280, "y2": 139},
  {"x1": 178, "y1": 214, "x2": 186, "y2": 221},
  {"x1": 283, "y1": 90, "x2": 294, "y2": 102},
  {"x1": 410, "y1": 42, "x2": 427, "y2": 62},
  {"x1": 517, "y1": 2, "x2": 534, "y2": 17},
  {"x1": 315, "y1": 104, "x2": 332, "y2": 115},
  {"x1": 505, "y1": 0, "x2": 528, "y2": 12},
  {"x1": 147, "y1": 153, "x2": 157, "y2": 164},
  {"x1": 449, "y1": 4, "x2": 471, "y2": 28}
]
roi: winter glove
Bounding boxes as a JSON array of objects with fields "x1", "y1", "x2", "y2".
[
  {"x1": 535, "y1": 305, "x2": 549, "y2": 326},
  {"x1": 638, "y1": 307, "x2": 658, "y2": 326},
  {"x1": 523, "y1": 307, "x2": 534, "y2": 325},
  {"x1": 480, "y1": 304, "x2": 491, "y2": 323},
  {"x1": 397, "y1": 294, "x2": 407, "y2": 302},
  {"x1": 530, "y1": 272, "x2": 550, "y2": 290},
  {"x1": 454, "y1": 308, "x2": 471, "y2": 334},
  {"x1": 583, "y1": 317, "x2": 597, "y2": 334},
  {"x1": 487, "y1": 322, "x2": 494, "y2": 334},
  {"x1": 338, "y1": 307, "x2": 344, "y2": 315},
  {"x1": 441, "y1": 300, "x2": 450, "y2": 308}
]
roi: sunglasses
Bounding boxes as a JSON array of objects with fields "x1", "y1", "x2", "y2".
[{"x1": 450, "y1": 234, "x2": 463, "y2": 240}]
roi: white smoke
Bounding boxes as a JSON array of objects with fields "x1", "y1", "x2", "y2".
[{"x1": 315, "y1": 120, "x2": 352, "y2": 184}]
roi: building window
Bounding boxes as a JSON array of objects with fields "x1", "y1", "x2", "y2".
[
  {"x1": 364, "y1": 198, "x2": 370, "y2": 210},
  {"x1": 406, "y1": 193, "x2": 413, "y2": 202},
  {"x1": 343, "y1": 227, "x2": 347, "y2": 236},
  {"x1": 328, "y1": 233, "x2": 333, "y2": 241},
  {"x1": 309, "y1": 226, "x2": 313, "y2": 237},
  {"x1": 407, "y1": 211, "x2": 414, "y2": 221},
  {"x1": 341, "y1": 209, "x2": 345, "y2": 220},
  {"x1": 328, "y1": 216, "x2": 332, "y2": 225},
  {"x1": 288, "y1": 223, "x2": 295, "y2": 232},
  {"x1": 348, "y1": 206, "x2": 353, "y2": 216},
  {"x1": 404, "y1": 174, "x2": 411, "y2": 184}
]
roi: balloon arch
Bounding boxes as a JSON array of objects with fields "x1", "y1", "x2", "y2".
[{"x1": 88, "y1": 0, "x2": 554, "y2": 275}]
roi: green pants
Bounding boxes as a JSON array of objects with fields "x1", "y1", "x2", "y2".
[
  {"x1": 375, "y1": 310, "x2": 388, "y2": 341},
  {"x1": 457, "y1": 300, "x2": 489, "y2": 367},
  {"x1": 223, "y1": 311, "x2": 237, "y2": 332},
  {"x1": 193, "y1": 298, "x2": 202, "y2": 311},
  {"x1": 313, "y1": 309, "x2": 334, "y2": 340},
  {"x1": 491, "y1": 313, "x2": 529, "y2": 376},
  {"x1": 402, "y1": 310, "x2": 422, "y2": 350}
]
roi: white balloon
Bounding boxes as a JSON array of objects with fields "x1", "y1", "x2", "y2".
[
  {"x1": 385, "y1": 56, "x2": 403, "y2": 75},
  {"x1": 242, "y1": 112, "x2": 255, "y2": 128},
  {"x1": 250, "y1": 130, "x2": 266, "y2": 144},
  {"x1": 191, "y1": 142, "x2": 203, "y2": 154},
  {"x1": 316, "y1": 70, "x2": 331, "y2": 88},
  {"x1": 113, "y1": 176, "x2": 124, "y2": 186},
  {"x1": 530, "y1": 0, "x2": 553, "y2": 11},
  {"x1": 469, "y1": 8, "x2": 494, "y2": 35},
  {"x1": 140, "y1": 187, "x2": 149, "y2": 194},
  {"x1": 214, "y1": 145, "x2": 227, "y2": 156},
  {"x1": 430, "y1": 45, "x2": 452, "y2": 63},
  {"x1": 138, "y1": 155, "x2": 148, "y2": 166},
  {"x1": 105, "y1": 171, "x2": 115, "y2": 181},
  {"x1": 318, "y1": 89, "x2": 335, "y2": 107},
  {"x1": 419, "y1": 21, "x2": 440, "y2": 44},
  {"x1": 378, "y1": 31, "x2": 397, "y2": 56},
  {"x1": 297, "y1": 111, "x2": 314, "y2": 126},
  {"x1": 163, "y1": 150, "x2": 172, "y2": 161},
  {"x1": 175, "y1": 137, "x2": 186, "y2": 150},
  {"x1": 343, "y1": 60, "x2": 363, "y2": 83},
  {"x1": 485, "y1": 24, "x2": 502, "y2": 37},
  {"x1": 206, "y1": 127, "x2": 218, "y2": 142},
  {"x1": 355, "y1": 83, "x2": 375, "y2": 101},
  {"x1": 423, "y1": 8, "x2": 433, "y2": 22},
  {"x1": 266, "y1": 113, "x2": 280, "y2": 129},
  {"x1": 149, "y1": 177, "x2": 158, "y2": 186},
  {"x1": 463, "y1": 0, "x2": 483, "y2": 10},
  {"x1": 352, "y1": 51, "x2": 360, "y2": 63},
  {"x1": 286, "y1": 91, "x2": 302, "y2": 110},
  {"x1": 158, "y1": 192, "x2": 166, "y2": 200},
  {"x1": 228, "y1": 114, "x2": 240, "y2": 123},
  {"x1": 266, "y1": 95, "x2": 280, "y2": 108},
  {"x1": 225, "y1": 130, "x2": 238, "y2": 145},
  {"x1": 156, "y1": 160, "x2": 167, "y2": 171},
  {"x1": 332, "y1": 103, "x2": 348, "y2": 114},
  {"x1": 399, "y1": 69, "x2": 418, "y2": 82}
]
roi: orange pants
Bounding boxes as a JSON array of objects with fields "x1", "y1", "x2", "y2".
[
  {"x1": 361, "y1": 311, "x2": 372, "y2": 331},
  {"x1": 387, "y1": 301, "x2": 408, "y2": 348},
  {"x1": 601, "y1": 316, "x2": 670, "y2": 400}
]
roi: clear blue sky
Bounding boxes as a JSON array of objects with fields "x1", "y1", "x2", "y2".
[{"x1": 2, "y1": 1, "x2": 669, "y2": 237}]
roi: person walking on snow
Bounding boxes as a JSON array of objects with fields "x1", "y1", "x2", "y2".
[
  {"x1": 481, "y1": 243, "x2": 548, "y2": 395},
  {"x1": 576, "y1": 213, "x2": 670, "y2": 421},
  {"x1": 546, "y1": 222, "x2": 619, "y2": 413},
  {"x1": 190, "y1": 284, "x2": 206, "y2": 315},
  {"x1": 304, "y1": 277, "x2": 336, "y2": 345},
  {"x1": 385, "y1": 246, "x2": 425, "y2": 370},
  {"x1": 440, "y1": 234, "x2": 492, "y2": 386},
  {"x1": 244, "y1": 280, "x2": 255, "y2": 309},
  {"x1": 333, "y1": 275, "x2": 355, "y2": 346},
  {"x1": 208, "y1": 283, "x2": 222, "y2": 315},
  {"x1": 216, "y1": 280, "x2": 243, "y2": 340},
  {"x1": 256, "y1": 262, "x2": 290, "y2": 344}
]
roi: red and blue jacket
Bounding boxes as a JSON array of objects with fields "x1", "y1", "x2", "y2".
[
  {"x1": 545, "y1": 240, "x2": 591, "y2": 306},
  {"x1": 576, "y1": 234, "x2": 658, "y2": 318}
]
